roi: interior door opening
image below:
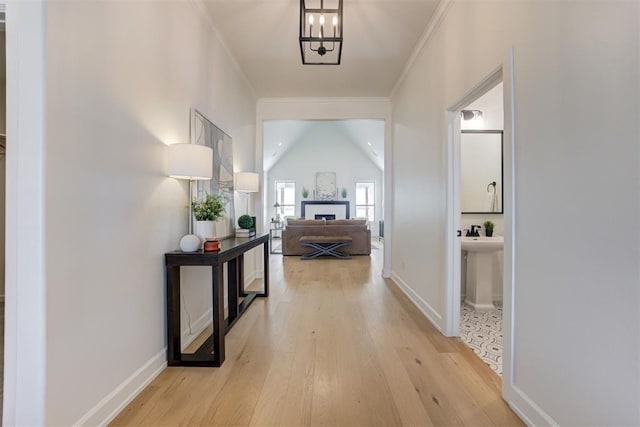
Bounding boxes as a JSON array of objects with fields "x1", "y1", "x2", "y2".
[{"x1": 444, "y1": 66, "x2": 513, "y2": 386}]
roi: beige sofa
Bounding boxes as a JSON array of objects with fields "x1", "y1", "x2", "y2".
[{"x1": 281, "y1": 218, "x2": 371, "y2": 256}]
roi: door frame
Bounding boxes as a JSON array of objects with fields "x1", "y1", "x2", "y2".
[
  {"x1": 4, "y1": 1, "x2": 47, "y2": 425},
  {"x1": 443, "y1": 49, "x2": 517, "y2": 398},
  {"x1": 444, "y1": 67, "x2": 503, "y2": 337}
]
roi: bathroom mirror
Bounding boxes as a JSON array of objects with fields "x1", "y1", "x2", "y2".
[{"x1": 460, "y1": 130, "x2": 503, "y2": 214}]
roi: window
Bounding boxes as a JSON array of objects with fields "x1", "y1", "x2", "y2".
[
  {"x1": 355, "y1": 182, "x2": 375, "y2": 222},
  {"x1": 275, "y1": 181, "x2": 296, "y2": 218}
]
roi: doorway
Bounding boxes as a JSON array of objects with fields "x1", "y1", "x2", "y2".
[
  {"x1": 458, "y1": 83, "x2": 505, "y2": 375},
  {"x1": 444, "y1": 62, "x2": 515, "y2": 388}
]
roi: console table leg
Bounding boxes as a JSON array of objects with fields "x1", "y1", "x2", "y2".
[
  {"x1": 227, "y1": 258, "x2": 239, "y2": 322},
  {"x1": 263, "y1": 242, "x2": 270, "y2": 297},
  {"x1": 166, "y1": 266, "x2": 181, "y2": 365},
  {"x1": 237, "y1": 255, "x2": 247, "y2": 297},
  {"x1": 212, "y1": 264, "x2": 225, "y2": 366}
]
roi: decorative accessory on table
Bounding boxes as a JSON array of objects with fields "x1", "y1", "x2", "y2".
[
  {"x1": 203, "y1": 240, "x2": 220, "y2": 252},
  {"x1": 192, "y1": 192, "x2": 226, "y2": 244},
  {"x1": 299, "y1": 0, "x2": 343, "y2": 65},
  {"x1": 236, "y1": 214, "x2": 256, "y2": 237},
  {"x1": 167, "y1": 142, "x2": 213, "y2": 252}
]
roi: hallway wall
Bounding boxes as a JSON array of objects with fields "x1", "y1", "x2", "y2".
[
  {"x1": 43, "y1": 2, "x2": 256, "y2": 425},
  {"x1": 391, "y1": 0, "x2": 639, "y2": 425}
]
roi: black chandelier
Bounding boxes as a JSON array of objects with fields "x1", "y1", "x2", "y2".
[{"x1": 299, "y1": 0, "x2": 343, "y2": 65}]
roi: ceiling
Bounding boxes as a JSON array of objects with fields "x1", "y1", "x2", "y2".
[
  {"x1": 263, "y1": 119, "x2": 384, "y2": 171},
  {"x1": 201, "y1": 0, "x2": 441, "y2": 98}
]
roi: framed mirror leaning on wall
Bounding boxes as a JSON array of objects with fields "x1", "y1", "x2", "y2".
[{"x1": 460, "y1": 130, "x2": 503, "y2": 214}]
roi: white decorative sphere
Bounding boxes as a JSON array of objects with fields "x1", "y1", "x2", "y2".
[{"x1": 179, "y1": 234, "x2": 201, "y2": 252}]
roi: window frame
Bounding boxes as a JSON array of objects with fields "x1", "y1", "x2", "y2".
[
  {"x1": 355, "y1": 181, "x2": 375, "y2": 222},
  {"x1": 274, "y1": 180, "x2": 296, "y2": 219}
]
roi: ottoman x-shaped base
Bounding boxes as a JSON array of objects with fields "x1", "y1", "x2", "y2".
[{"x1": 299, "y1": 235, "x2": 353, "y2": 259}]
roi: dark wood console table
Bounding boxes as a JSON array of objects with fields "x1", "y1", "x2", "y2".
[{"x1": 164, "y1": 233, "x2": 269, "y2": 367}]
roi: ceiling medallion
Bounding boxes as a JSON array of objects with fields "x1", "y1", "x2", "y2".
[{"x1": 299, "y1": 0, "x2": 343, "y2": 65}]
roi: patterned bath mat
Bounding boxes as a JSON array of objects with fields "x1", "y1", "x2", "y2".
[{"x1": 460, "y1": 302, "x2": 503, "y2": 376}]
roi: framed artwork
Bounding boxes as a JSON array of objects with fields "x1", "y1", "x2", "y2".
[
  {"x1": 191, "y1": 109, "x2": 235, "y2": 239},
  {"x1": 315, "y1": 172, "x2": 337, "y2": 200}
]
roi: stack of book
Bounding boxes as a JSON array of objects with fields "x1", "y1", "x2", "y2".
[{"x1": 235, "y1": 228, "x2": 256, "y2": 238}]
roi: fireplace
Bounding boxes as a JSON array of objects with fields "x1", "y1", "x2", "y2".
[
  {"x1": 301, "y1": 201, "x2": 350, "y2": 219},
  {"x1": 315, "y1": 214, "x2": 336, "y2": 220}
]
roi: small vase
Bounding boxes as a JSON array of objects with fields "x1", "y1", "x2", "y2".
[
  {"x1": 195, "y1": 220, "x2": 215, "y2": 243},
  {"x1": 204, "y1": 240, "x2": 220, "y2": 252},
  {"x1": 485, "y1": 229, "x2": 493, "y2": 237}
]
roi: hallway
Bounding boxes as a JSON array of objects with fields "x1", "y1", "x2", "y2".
[{"x1": 112, "y1": 248, "x2": 523, "y2": 426}]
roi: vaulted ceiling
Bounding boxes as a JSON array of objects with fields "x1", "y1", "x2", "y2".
[
  {"x1": 201, "y1": 0, "x2": 441, "y2": 98},
  {"x1": 263, "y1": 119, "x2": 385, "y2": 171}
]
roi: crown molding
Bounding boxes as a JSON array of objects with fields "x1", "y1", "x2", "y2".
[
  {"x1": 389, "y1": 0, "x2": 454, "y2": 99},
  {"x1": 257, "y1": 97, "x2": 391, "y2": 105}
]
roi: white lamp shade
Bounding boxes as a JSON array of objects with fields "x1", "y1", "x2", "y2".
[
  {"x1": 168, "y1": 143, "x2": 213, "y2": 180},
  {"x1": 235, "y1": 172, "x2": 259, "y2": 193}
]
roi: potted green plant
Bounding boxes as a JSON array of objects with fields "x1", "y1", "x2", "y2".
[
  {"x1": 483, "y1": 220, "x2": 494, "y2": 237},
  {"x1": 192, "y1": 193, "x2": 225, "y2": 242},
  {"x1": 341, "y1": 187, "x2": 348, "y2": 199},
  {"x1": 302, "y1": 187, "x2": 309, "y2": 199},
  {"x1": 237, "y1": 214, "x2": 255, "y2": 229}
]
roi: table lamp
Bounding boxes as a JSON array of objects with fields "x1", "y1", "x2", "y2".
[
  {"x1": 273, "y1": 201, "x2": 281, "y2": 222},
  {"x1": 235, "y1": 172, "x2": 259, "y2": 214},
  {"x1": 168, "y1": 143, "x2": 213, "y2": 251}
]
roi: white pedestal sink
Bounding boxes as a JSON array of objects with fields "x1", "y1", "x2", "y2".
[{"x1": 461, "y1": 236, "x2": 503, "y2": 311}]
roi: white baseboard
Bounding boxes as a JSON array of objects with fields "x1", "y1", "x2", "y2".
[
  {"x1": 390, "y1": 271, "x2": 443, "y2": 332},
  {"x1": 74, "y1": 266, "x2": 261, "y2": 426},
  {"x1": 505, "y1": 383, "x2": 559, "y2": 427},
  {"x1": 73, "y1": 348, "x2": 167, "y2": 427},
  {"x1": 245, "y1": 271, "x2": 257, "y2": 286},
  {"x1": 179, "y1": 270, "x2": 257, "y2": 350},
  {"x1": 182, "y1": 308, "x2": 213, "y2": 351}
]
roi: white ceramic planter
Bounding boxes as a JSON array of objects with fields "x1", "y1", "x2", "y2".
[{"x1": 195, "y1": 220, "x2": 215, "y2": 242}]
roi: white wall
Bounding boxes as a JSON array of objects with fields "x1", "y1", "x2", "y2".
[
  {"x1": 267, "y1": 122, "x2": 383, "y2": 233},
  {"x1": 392, "y1": 0, "x2": 639, "y2": 425},
  {"x1": 42, "y1": 2, "x2": 255, "y2": 425}
]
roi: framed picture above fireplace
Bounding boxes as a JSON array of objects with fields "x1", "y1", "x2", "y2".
[{"x1": 315, "y1": 172, "x2": 337, "y2": 200}]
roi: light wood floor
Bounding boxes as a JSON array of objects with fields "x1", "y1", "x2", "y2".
[{"x1": 111, "y1": 245, "x2": 523, "y2": 426}]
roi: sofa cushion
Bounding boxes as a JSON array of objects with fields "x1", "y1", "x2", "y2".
[
  {"x1": 287, "y1": 218, "x2": 325, "y2": 226},
  {"x1": 326, "y1": 219, "x2": 367, "y2": 226}
]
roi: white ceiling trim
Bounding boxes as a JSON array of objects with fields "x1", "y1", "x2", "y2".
[
  {"x1": 189, "y1": 0, "x2": 257, "y2": 100},
  {"x1": 390, "y1": 0, "x2": 454, "y2": 99},
  {"x1": 258, "y1": 97, "x2": 391, "y2": 105},
  {"x1": 257, "y1": 97, "x2": 392, "y2": 121}
]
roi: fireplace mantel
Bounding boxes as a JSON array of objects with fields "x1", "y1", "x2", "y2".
[{"x1": 301, "y1": 201, "x2": 350, "y2": 219}]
